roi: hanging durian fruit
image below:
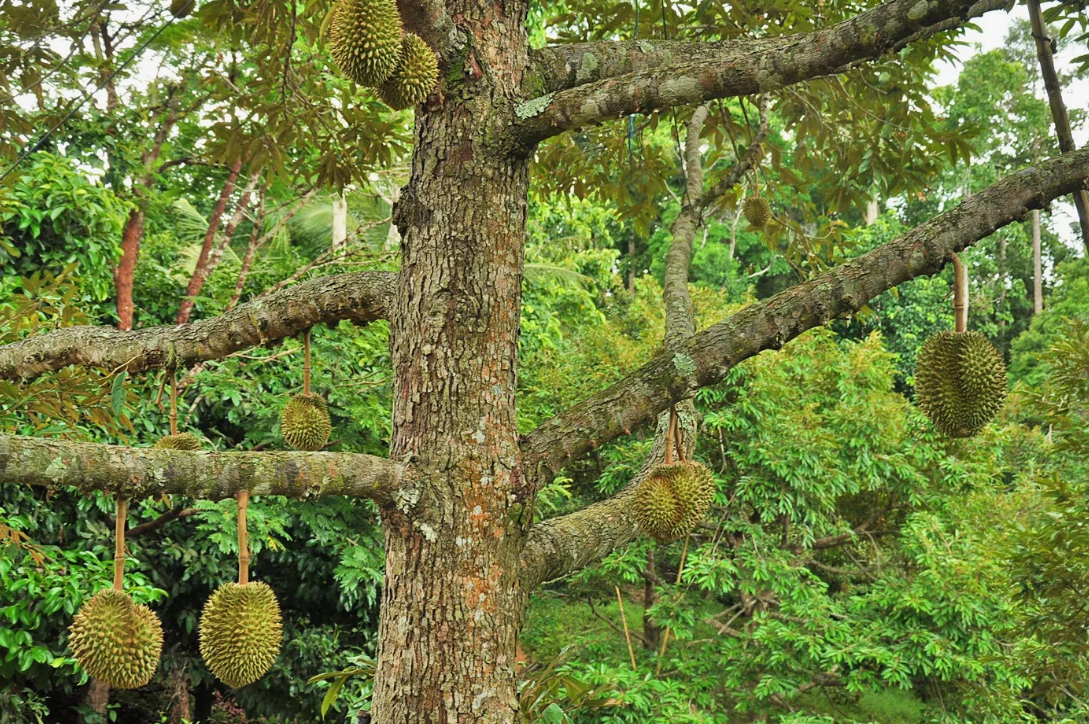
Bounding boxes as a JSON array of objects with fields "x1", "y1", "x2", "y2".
[
  {"x1": 742, "y1": 195, "x2": 771, "y2": 229},
  {"x1": 69, "y1": 499, "x2": 163, "y2": 689},
  {"x1": 328, "y1": 0, "x2": 405, "y2": 87},
  {"x1": 199, "y1": 491, "x2": 283, "y2": 688},
  {"x1": 632, "y1": 411, "x2": 715, "y2": 541},
  {"x1": 169, "y1": 0, "x2": 194, "y2": 18},
  {"x1": 915, "y1": 253, "x2": 1007, "y2": 437},
  {"x1": 377, "y1": 33, "x2": 439, "y2": 110},
  {"x1": 154, "y1": 432, "x2": 201, "y2": 450},
  {"x1": 281, "y1": 330, "x2": 332, "y2": 451}
]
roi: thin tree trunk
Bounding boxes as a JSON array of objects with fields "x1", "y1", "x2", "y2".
[
  {"x1": 642, "y1": 549, "x2": 661, "y2": 650},
  {"x1": 627, "y1": 238, "x2": 636, "y2": 292},
  {"x1": 1033, "y1": 208, "x2": 1043, "y2": 315},
  {"x1": 332, "y1": 191, "x2": 348, "y2": 249},
  {"x1": 176, "y1": 156, "x2": 244, "y2": 324},
  {"x1": 167, "y1": 666, "x2": 192, "y2": 724},
  {"x1": 115, "y1": 210, "x2": 144, "y2": 331},
  {"x1": 1026, "y1": 0, "x2": 1089, "y2": 251},
  {"x1": 84, "y1": 678, "x2": 109, "y2": 719}
]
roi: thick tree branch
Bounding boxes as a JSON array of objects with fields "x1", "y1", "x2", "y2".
[
  {"x1": 396, "y1": 0, "x2": 461, "y2": 62},
  {"x1": 0, "y1": 435, "x2": 402, "y2": 504},
  {"x1": 0, "y1": 270, "x2": 396, "y2": 381},
  {"x1": 513, "y1": 0, "x2": 1010, "y2": 145},
  {"x1": 520, "y1": 149, "x2": 1089, "y2": 584}
]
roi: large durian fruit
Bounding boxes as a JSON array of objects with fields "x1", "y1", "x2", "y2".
[
  {"x1": 377, "y1": 33, "x2": 439, "y2": 110},
  {"x1": 633, "y1": 461, "x2": 715, "y2": 542},
  {"x1": 742, "y1": 196, "x2": 771, "y2": 228},
  {"x1": 280, "y1": 392, "x2": 331, "y2": 451},
  {"x1": 199, "y1": 582, "x2": 283, "y2": 688},
  {"x1": 915, "y1": 330, "x2": 1007, "y2": 437},
  {"x1": 69, "y1": 589, "x2": 164, "y2": 689},
  {"x1": 328, "y1": 0, "x2": 404, "y2": 87},
  {"x1": 154, "y1": 432, "x2": 202, "y2": 450}
]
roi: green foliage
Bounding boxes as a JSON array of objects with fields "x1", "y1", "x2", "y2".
[{"x1": 0, "y1": 154, "x2": 129, "y2": 311}]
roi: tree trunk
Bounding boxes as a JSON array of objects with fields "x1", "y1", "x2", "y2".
[
  {"x1": 1026, "y1": 0, "x2": 1089, "y2": 252},
  {"x1": 115, "y1": 209, "x2": 144, "y2": 331},
  {"x1": 84, "y1": 678, "x2": 109, "y2": 719},
  {"x1": 371, "y1": 3, "x2": 531, "y2": 721},
  {"x1": 176, "y1": 157, "x2": 243, "y2": 324},
  {"x1": 333, "y1": 192, "x2": 348, "y2": 249},
  {"x1": 642, "y1": 549, "x2": 661, "y2": 650},
  {"x1": 1032, "y1": 208, "x2": 1043, "y2": 315}
]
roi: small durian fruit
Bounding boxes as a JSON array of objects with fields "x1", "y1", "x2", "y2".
[
  {"x1": 69, "y1": 589, "x2": 164, "y2": 690},
  {"x1": 199, "y1": 582, "x2": 283, "y2": 688},
  {"x1": 154, "y1": 432, "x2": 202, "y2": 450},
  {"x1": 328, "y1": 0, "x2": 404, "y2": 87},
  {"x1": 280, "y1": 393, "x2": 332, "y2": 451},
  {"x1": 742, "y1": 196, "x2": 771, "y2": 229},
  {"x1": 633, "y1": 473, "x2": 682, "y2": 542},
  {"x1": 376, "y1": 33, "x2": 439, "y2": 110},
  {"x1": 169, "y1": 0, "x2": 194, "y2": 18},
  {"x1": 633, "y1": 462, "x2": 715, "y2": 541},
  {"x1": 915, "y1": 330, "x2": 1007, "y2": 438}
]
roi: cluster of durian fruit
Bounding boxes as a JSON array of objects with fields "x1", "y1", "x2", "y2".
[
  {"x1": 328, "y1": 0, "x2": 440, "y2": 110},
  {"x1": 69, "y1": 538, "x2": 283, "y2": 690},
  {"x1": 633, "y1": 461, "x2": 716, "y2": 542},
  {"x1": 70, "y1": 439, "x2": 283, "y2": 690}
]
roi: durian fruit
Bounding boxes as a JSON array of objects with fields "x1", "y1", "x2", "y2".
[
  {"x1": 69, "y1": 589, "x2": 164, "y2": 689},
  {"x1": 633, "y1": 461, "x2": 715, "y2": 542},
  {"x1": 280, "y1": 392, "x2": 331, "y2": 451},
  {"x1": 376, "y1": 33, "x2": 439, "y2": 110},
  {"x1": 328, "y1": 0, "x2": 404, "y2": 87},
  {"x1": 154, "y1": 432, "x2": 202, "y2": 450},
  {"x1": 169, "y1": 0, "x2": 194, "y2": 18},
  {"x1": 199, "y1": 582, "x2": 283, "y2": 688},
  {"x1": 743, "y1": 196, "x2": 771, "y2": 228},
  {"x1": 915, "y1": 330, "x2": 1007, "y2": 438}
]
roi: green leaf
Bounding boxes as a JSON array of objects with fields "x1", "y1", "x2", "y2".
[{"x1": 110, "y1": 372, "x2": 127, "y2": 418}]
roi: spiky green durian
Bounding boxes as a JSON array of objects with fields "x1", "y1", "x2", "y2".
[
  {"x1": 915, "y1": 330, "x2": 1007, "y2": 438},
  {"x1": 169, "y1": 0, "x2": 194, "y2": 18},
  {"x1": 328, "y1": 0, "x2": 404, "y2": 87},
  {"x1": 154, "y1": 432, "x2": 202, "y2": 450},
  {"x1": 199, "y1": 582, "x2": 283, "y2": 688},
  {"x1": 633, "y1": 462, "x2": 715, "y2": 541},
  {"x1": 69, "y1": 589, "x2": 163, "y2": 689},
  {"x1": 742, "y1": 196, "x2": 771, "y2": 229},
  {"x1": 376, "y1": 33, "x2": 439, "y2": 110},
  {"x1": 280, "y1": 393, "x2": 331, "y2": 451}
]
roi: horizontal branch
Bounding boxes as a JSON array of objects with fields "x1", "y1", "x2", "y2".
[
  {"x1": 0, "y1": 271, "x2": 396, "y2": 382},
  {"x1": 0, "y1": 435, "x2": 402, "y2": 504},
  {"x1": 521, "y1": 147, "x2": 1089, "y2": 491},
  {"x1": 513, "y1": 0, "x2": 1010, "y2": 144}
]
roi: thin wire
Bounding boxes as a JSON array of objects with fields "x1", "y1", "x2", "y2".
[
  {"x1": 0, "y1": 8, "x2": 182, "y2": 185},
  {"x1": 659, "y1": 0, "x2": 685, "y2": 202}
]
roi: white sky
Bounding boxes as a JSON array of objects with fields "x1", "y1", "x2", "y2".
[{"x1": 934, "y1": 4, "x2": 1089, "y2": 249}]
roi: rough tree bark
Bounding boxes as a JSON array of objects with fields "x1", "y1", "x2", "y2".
[{"x1": 3, "y1": 1, "x2": 1089, "y2": 723}]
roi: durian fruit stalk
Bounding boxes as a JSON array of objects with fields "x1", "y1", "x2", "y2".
[
  {"x1": 69, "y1": 499, "x2": 164, "y2": 689},
  {"x1": 915, "y1": 253, "x2": 1007, "y2": 437},
  {"x1": 742, "y1": 195, "x2": 771, "y2": 229},
  {"x1": 376, "y1": 33, "x2": 439, "y2": 110},
  {"x1": 199, "y1": 491, "x2": 283, "y2": 688},
  {"x1": 328, "y1": 0, "x2": 405, "y2": 87}
]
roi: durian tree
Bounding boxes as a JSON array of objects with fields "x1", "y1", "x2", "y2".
[{"x1": 3, "y1": 0, "x2": 1089, "y2": 722}]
